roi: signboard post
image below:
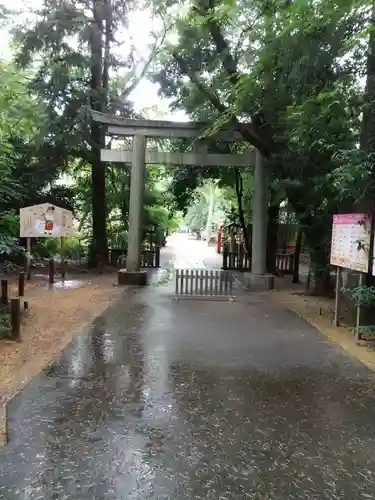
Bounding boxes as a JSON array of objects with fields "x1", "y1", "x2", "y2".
[
  {"x1": 20, "y1": 204, "x2": 74, "y2": 281},
  {"x1": 26, "y1": 238, "x2": 32, "y2": 280},
  {"x1": 334, "y1": 267, "x2": 341, "y2": 327},
  {"x1": 330, "y1": 213, "x2": 372, "y2": 272},
  {"x1": 330, "y1": 213, "x2": 372, "y2": 330}
]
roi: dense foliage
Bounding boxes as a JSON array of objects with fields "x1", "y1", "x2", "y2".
[
  {"x1": 0, "y1": 0, "x2": 177, "y2": 271},
  {"x1": 0, "y1": 61, "x2": 77, "y2": 270},
  {"x1": 152, "y1": 0, "x2": 375, "y2": 293},
  {"x1": 1, "y1": 0, "x2": 375, "y2": 297}
]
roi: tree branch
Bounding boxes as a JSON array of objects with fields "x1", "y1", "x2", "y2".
[
  {"x1": 197, "y1": 0, "x2": 273, "y2": 154},
  {"x1": 234, "y1": 20, "x2": 260, "y2": 62},
  {"x1": 173, "y1": 51, "x2": 270, "y2": 156},
  {"x1": 202, "y1": 0, "x2": 239, "y2": 85},
  {"x1": 119, "y1": 19, "x2": 169, "y2": 101}
]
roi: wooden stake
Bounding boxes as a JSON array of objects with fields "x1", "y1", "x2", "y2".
[
  {"x1": 26, "y1": 237, "x2": 32, "y2": 281},
  {"x1": 356, "y1": 272, "x2": 364, "y2": 340},
  {"x1": 1, "y1": 280, "x2": 8, "y2": 306},
  {"x1": 48, "y1": 258, "x2": 55, "y2": 284},
  {"x1": 60, "y1": 237, "x2": 66, "y2": 279},
  {"x1": 334, "y1": 267, "x2": 341, "y2": 327},
  {"x1": 18, "y1": 271, "x2": 25, "y2": 297},
  {"x1": 10, "y1": 298, "x2": 21, "y2": 340}
]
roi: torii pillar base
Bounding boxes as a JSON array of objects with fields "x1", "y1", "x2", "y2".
[
  {"x1": 246, "y1": 273, "x2": 275, "y2": 291},
  {"x1": 118, "y1": 269, "x2": 148, "y2": 286}
]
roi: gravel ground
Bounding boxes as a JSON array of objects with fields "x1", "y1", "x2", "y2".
[{"x1": 0, "y1": 273, "x2": 122, "y2": 412}]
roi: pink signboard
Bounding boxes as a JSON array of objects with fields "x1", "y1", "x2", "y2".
[{"x1": 330, "y1": 213, "x2": 372, "y2": 272}]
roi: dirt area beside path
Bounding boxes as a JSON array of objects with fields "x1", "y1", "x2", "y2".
[
  {"x1": 0, "y1": 272, "x2": 123, "y2": 445},
  {"x1": 272, "y1": 290, "x2": 375, "y2": 374}
]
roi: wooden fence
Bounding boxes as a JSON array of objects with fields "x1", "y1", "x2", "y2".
[
  {"x1": 222, "y1": 249, "x2": 251, "y2": 270},
  {"x1": 222, "y1": 249, "x2": 294, "y2": 275},
  {"x1": 175, "y1": 269, "x2": 234, "y2": 299},
  {"x1": 141, "y1": 248, "x2": 160, "y2": 268},
  {"x1": 275, "y1": 253, "x2": 294, "y2": 275},
  {"x1": 109, "y1": 247, "x2": 160, "y2": 269}
]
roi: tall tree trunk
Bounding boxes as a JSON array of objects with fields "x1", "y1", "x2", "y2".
[
  {"x1": 292, "y1": 226, "x2": 302, "y2": 284},
  {"x1": 102, "y1": 0, "x2": 111, "y2": 95},
  {"x1": 340, "y1": 1, "x2": 375, "y2": 326},
  {"x1": 360, "y1": 1, "x2": 375, "y2": 287},
  {"x1": 360, "y1": 2, "x2": 375, "y2": 156},
  {"x1": 88, "y1": 0, "x2": 108, "y2": 268},
  {"x1": 310, "y1": 248, "x2": 334, "y2": 297},
  {"x1": 340, "y1": 0, "x2": 375, "y2": 321},
  {"x1": 287, "y1": 196, "x2": 334, "y2": 295},
  {"x1": 234, "y1": 168, "x2": 251, "y2": 256},
  {"x1": 204, "y1": 182, "x2": 215, "y2": 242},
  {"x1": 266, "y1": 203, "x2": 278, "y2": 274},
  {"x1": 303, "y1": 223, "x2": 334, "y2": 296}
]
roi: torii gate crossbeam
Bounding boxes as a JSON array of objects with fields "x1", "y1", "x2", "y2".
[{"x1": 92, "y1": 111, "x2": 271, "y2": 288}]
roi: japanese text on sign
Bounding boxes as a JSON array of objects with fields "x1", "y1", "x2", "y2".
[
  {"x1": 330, "y1": 213, "x2": 371, "y2": 273},
  {"x1": 20, "y1": 204, "x2": 74, "y2": 238}
]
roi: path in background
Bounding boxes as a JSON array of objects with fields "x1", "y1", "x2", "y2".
[
  {"x1": 166, "y1": 234, "x2": 309, "y2": 280},
  {"x1": 168, "y1": 233, "x2": 222, "y2": 270}
]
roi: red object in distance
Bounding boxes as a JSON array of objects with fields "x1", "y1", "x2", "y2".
[{"x1": 217, "y1": 224, "x2": 222, "y2": 254}]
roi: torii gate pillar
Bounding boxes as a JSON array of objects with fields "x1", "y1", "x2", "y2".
[
  {"x1": 249, "y1": 150, "x2": 275, "y2": 290},
  {"x1": 252, "y1": 149, "x2": 267, "y2": 275},
  {"x1": 118, "y1": 134, "x2": 148, "y2": 286}
]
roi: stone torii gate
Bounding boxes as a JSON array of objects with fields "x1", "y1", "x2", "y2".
[{"x1": 92, "y1": 111, "x2": 271, "y2": 288}]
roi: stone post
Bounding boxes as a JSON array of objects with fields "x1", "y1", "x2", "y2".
[
  {"x1": 126, "y1": 134, "x2": 146, "y2": 272},
  {"x1": 251, "y1": 149, "x2": 268, "y2": 275}
]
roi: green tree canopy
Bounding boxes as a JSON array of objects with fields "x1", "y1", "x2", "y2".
[{"x1": 152, "y1": 0, "x2": 373, "y2": 292}]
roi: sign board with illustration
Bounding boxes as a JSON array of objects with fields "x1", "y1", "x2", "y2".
[
  {"x1": 330, "y1": 213, "x2": 371, "y2": 273},
  {"x1": 20, "y1": 204, "x2": 74, "y2": 238}
]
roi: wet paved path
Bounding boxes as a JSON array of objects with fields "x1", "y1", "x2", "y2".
[{"x1": 2, "y1": 269, "x2": 375, "y2": 498}]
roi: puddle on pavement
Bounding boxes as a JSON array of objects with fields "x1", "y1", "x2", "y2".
[
  {"x1": 30, "y1": 273, "x2": 91, "y2": 290},
  {"x1": 49, "y1": 279, "x2": 90, "y2": 289},
  {"x1": 38, "y1": 278, "x2": 91, "y2": 290}
]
